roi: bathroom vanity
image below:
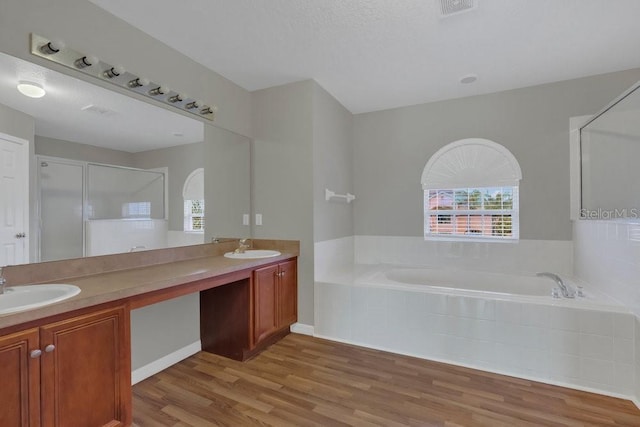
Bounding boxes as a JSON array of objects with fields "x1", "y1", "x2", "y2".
[{"x1": 0, "y1": 240, "x2": 298, "y2": 427}]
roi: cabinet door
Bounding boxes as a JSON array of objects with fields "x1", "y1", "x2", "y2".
[
  {"x1": 253, "y1": 265, "x2": 279, "y2": 346},
  {"x1": 0, "y1": 328, "x2": 40, "y2": 427},
  {"x1": 40, "y1": 306, "x2": 131, "y2": 427},
  {"x1": 277, "y1": 260, "x2": 297, "y2": 327}
]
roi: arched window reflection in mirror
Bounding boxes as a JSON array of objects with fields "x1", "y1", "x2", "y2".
[{"x1": 183, "y1": 168, "x2": 205, "y2": 232}]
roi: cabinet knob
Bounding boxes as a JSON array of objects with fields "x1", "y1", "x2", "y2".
[
  {"x1": 44, "y1": 344, "x2": 56, "y2": 353},
  {"x1": 30, "y1": 349, "x2": 42, "y2": 358}
]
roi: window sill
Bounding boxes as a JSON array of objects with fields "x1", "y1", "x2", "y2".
[{"x1": 424, "y1": 235, "x2": 519, "y2": 244}]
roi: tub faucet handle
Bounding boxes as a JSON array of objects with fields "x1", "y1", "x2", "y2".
[{"x1": 537, "y1": 272, "x2": 574, "y2": 298}]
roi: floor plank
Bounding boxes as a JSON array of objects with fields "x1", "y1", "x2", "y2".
[{"x1": 133, "y1": 334, "x2": 640, "y2": 426}]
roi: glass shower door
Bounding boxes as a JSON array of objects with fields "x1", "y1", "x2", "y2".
[{"x1": 38, "y1": 158, "x2": 84, "y2": 261}]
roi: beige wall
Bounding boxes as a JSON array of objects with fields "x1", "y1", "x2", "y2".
[
  {"x1": 35, "y1": 136, "x2": 136, "y2": 167},
  {"x1": 203, "y1": 126, "x2": 251, "y2": 241},
  {"x1": 353, "y1": 69, "x2": 640, "y2": 241},
  {"x1": 312, "y1": 83, "x2": 354, "y2": 242},
  {"x1": 133, "y1": 142, "x2": 204, "y2": 231},
  {"x1": 251, "y1": 80, "x2": 315, "y2": 325}
]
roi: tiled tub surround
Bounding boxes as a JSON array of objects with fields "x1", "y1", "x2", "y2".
[
  {"x1": 573, "y1": 219, "x2": 640, "y2": 404},
  {"x1": 314, "y1": 236, "x2": 636, "y2": 401}
]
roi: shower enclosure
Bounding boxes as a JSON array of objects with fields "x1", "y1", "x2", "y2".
[{"x1": 37, "y1": 157, "x2": 166, "y2": 261}]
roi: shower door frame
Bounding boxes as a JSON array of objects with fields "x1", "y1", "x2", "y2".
[
  {"x1": 36, "y1": 156, "x2": 169, "y2": 262},
  {"x1": 35, "y1": 156, "x2": 87, "y2": 262}
]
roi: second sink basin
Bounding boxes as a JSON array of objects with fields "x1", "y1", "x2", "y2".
[
  {"x1": 224, "y1": 250, "x2": 281, "y2": 259},
  {"x1": 0, "y1": 284, "x2": 81, "y2": 315}
]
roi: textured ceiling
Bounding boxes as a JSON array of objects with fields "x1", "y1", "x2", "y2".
[
  {"x1": 0, "y1": 52, "x2": 203, "y2": 153},
  {"x1": 89, "y1": 0, "x2": 640, "y2": 113}
]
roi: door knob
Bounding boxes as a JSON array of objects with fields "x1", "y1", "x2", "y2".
[
  {"x1": 30, "y1": 349, "x2": 42, "y2": 358},
  {"x1": 44, "y1": 344, "x2": 55, "y2": 353}
]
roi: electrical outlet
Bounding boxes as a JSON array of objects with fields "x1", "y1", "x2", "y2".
[
  {"x1": 256, "y1": 214, "x2": 263, "y2": 226},
  {"x1": 242, "y1": 214, "x2": 249, "y2": 225}
]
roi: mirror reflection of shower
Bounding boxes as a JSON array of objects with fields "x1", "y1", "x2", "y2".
[{"x1": 38, "y1": 157, "x2": 166, "y2": 262}]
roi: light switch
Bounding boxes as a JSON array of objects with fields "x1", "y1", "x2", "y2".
[
  {"x1": 242, "y1": 214, "x2": 249, "y2": 225},
  {"x1": 256, "y1": 214, "x2": 263, "y2": 226}
]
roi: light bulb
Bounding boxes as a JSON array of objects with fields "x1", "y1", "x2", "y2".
[{"x1": 74, "y1": 55, "x2": 99, "y2": 69}]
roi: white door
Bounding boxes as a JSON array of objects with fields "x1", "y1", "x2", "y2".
[{"x1": 0, "y1": 133, "x2": 29, "y2": 265}]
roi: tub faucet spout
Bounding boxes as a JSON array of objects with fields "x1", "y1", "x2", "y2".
[{"x1": 537, "y1": 272, "x2": 574, "y2": 298}]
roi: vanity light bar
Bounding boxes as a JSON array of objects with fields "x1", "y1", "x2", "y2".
[{"x1": 30, "y1": 34, "x2": 217, "y2": 122}]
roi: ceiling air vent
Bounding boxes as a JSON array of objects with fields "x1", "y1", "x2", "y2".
[
  {"x1": 440, "y1": 0, "x2": 476, "y2": 17},
  {"x1": 81, "y1": 104, "x2": 117, "y2": 117}
]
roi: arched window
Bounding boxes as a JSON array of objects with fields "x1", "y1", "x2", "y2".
[
  {"x1": 183, "y1": 168, "x2": 204, "y2": 232},
  {"x1": 421, "y1": 139, "x2": 522, "y2": 241}
]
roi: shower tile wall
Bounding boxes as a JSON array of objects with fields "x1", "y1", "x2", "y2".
[
  {"x1": 574, "y1": 219, "x2": 640, "y2": 403},
  {"x1": 353, "y1": 236, "x2": 573, "y2": 276}
]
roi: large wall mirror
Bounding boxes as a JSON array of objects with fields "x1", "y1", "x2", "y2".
[
  {"x1": 0, "y1": 51, "x2": 250, "y2": 265},
  {"x1": 580, "y1": 81, "x2": 640, "y2": 220}
]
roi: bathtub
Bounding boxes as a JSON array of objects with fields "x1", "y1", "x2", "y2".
[
  {"x1": 360, "y1": 267, "x2": 622, "y2": 308},
  {"x1": 315, "y1": 264, "x2": 634, "y2": 399}
]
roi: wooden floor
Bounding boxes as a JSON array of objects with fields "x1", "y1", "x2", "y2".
[{"x1": 132, "y1": 334, "x2": 640, "y2": 426}]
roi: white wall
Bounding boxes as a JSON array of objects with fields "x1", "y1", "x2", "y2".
[{"x1": 352, "y1": 69, "x2": 640, "y2": 241}]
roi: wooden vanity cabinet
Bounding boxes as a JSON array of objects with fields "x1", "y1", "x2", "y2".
[
  {"x1": 200, "y1": 257, "x2": 298, "y2": 361},
  {"x1": 252, "y1": 259, "x2": 297, "y2": 348},
  {"x1": 0, "y1": 305, "x2": 131, "y2": 427},
  {"x1": 0, "y1": 328, "x2": 40, "y2": 427}
]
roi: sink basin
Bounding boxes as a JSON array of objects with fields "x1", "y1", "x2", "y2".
[
  {"x1": 224, "y1": 250, "x2": 281, "y2": 259},
  {"x1": 0, "y1": 284, "x2": 81, "y2": 315}
]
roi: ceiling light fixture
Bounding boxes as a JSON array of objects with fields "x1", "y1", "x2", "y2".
[
  {"x1": 168, "y1": 93, "x2": 185, "y2": 103},
  {"x1": 103, "y1": 66, "x2": 125, "y2": 79},
  {"x1": 148, "y1": 85, "x2": 170, "y2": 96},
  {"x1": 200, "y1": 106, "x2": 215, "y2": 115},
  {"x1": 17, "y1": 81, "x2": 46, "y2": 98},
  {"x1": 127, "y1": 77, "x2": 150, "y2": 88},
  {"x1": 185, "y1": 100, "x2": 202, "y2": 110},
  {"x1": 460, "y1": 74, "x2": 478, "y2": 84},
  {"x1": 39, "y1": 40, "x2": 65, "y2": 55},
  {"x1": 74, "y1": 55, "x2": 98, "y2": 69},
  {"x1": 30, "y1": 33, "x2": 218, "y2": 121}
]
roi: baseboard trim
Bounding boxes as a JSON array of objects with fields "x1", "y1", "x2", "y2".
[
  {"x1": 291, "y1": 322, "x2": 314, "y2": 336},
  {"x1": 633, "y1": 397, "x2": 640, "y2": 410},
  {"x1": 132, "y1": 340, "x2": 201, "y2": 385}
]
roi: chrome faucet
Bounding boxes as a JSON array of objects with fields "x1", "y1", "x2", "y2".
[
  {"x1": 537, "y1": 272, "x2": 575, "y2": 298},
  {"x1": 0, "y1": 267, "x2": 6, "y2": 295},
  {"x1": 234, "y1": 238, "x2": 251, "y2": 254}
]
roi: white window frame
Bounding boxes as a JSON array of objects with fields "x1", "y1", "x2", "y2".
[
  {"x1": 182, "y1": 168, "x2": 205, "y2": 233},
  {"x1": 421, "y1": 139, "x2": 522, "y2": 242},
  {"x1": 184, "y1": 199, "x2": 205, "y2": 232},
  {"x1": 424, "y1": 186, "x2": 519, "y2": 241}
]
